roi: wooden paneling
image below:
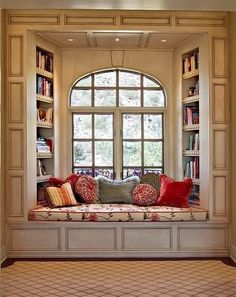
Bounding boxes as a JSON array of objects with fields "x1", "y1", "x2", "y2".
[
  {"x1": 8, "y1": 35, "x2": 23, "y2": 77},
  {"x1": 8, "y1": 82, "x2": 24, "y2": 123},
  {"x1": 8, "y1": 175, "x2": 24, "y2": 217},
  {"x1": 120, "y1": 16, "x2": 171, "y2": 26},
  {"x1": 213, "y1": 129, "x2": 227, "y2": 170},
  {"x1": 212, "y1": 83, "x2": 228, "y2": 123},
  {"x1": 176, "y1": 17, "x2": 225, "y2": 27},
  {"x1": 8, "y1": 128, "x2": 24, "y2": 170},
  {"x1": 213, "y1": 175, "x2": 227, "y2": 216},
  {"x1": 66, "y1": 228, "x2": 117, "y2": 250},
  {"x1": 212, "y1": 37, "x2": 227, "y2": 77},
  {"x1": 8, "y1": 14, "x2": 60, "y2": 25},
  {"x1": 122, "y1": 227, "x2": 172, "y2": 250},
  {"x1": 65, "y1": 15, "x2": 116, "y2": 25},
  {"x1": 178, "y1": 227, "x2": 227, "y2": 250},
  {"x1": 10, "y1": 227, "x2": 61, "y2": 250},
  {"x1": 110, "y1": 50, "x2": 124, "y2": 67}
]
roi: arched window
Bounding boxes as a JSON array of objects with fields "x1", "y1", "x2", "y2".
[{"x1": 70, "y1": 69, "x2": 166, "y2": 179}]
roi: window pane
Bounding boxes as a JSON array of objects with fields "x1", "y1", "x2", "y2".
[
  {"x1": 73, "y1": 114, "x2": 92, "y2": 139},
  {"x1": 123, "y1": 141, "x2": 141, "y2": 166},
  {"x1": 143, "y1": 77, "x2": 160, "y2": 88},
  {"x1": 119, "y1": 90, "x2": 140, "y2": 106},
  {"x1": 95, "y1": 141, "x2": 113, "y2": 166},
  {"x1": 123, "y1": 168, "x2": 142, "y2": 178},
  {"x1": 73, "y1": 141, "x2": 92, "y2": 166},
  {"x1": 75, "y1": 76, "x2": 91, "y2": 87},
  {"x1": 95, "y1": 168, "x2": 113, "y2": 179},
  {"x1": 74, "y1": 168, "x2": 93, "y2": 176},
  {"x1": 94, "y1": 89, "x2": 116, "y2": 106},
  {"x1": 95, "y1": 71, "x2": 116, "y2": 87},
  {"x1": 144, "y1": 142, "x2": 162, "y2": 166},
  {"x1": 144, "y1": 114, "x2": 162, "y2": 139},
  {"x1": 144, "y1": 90, "x2": 165, "y2": 107},
  {"x1": 71, "y1": 89, "x2": 91, "y2": 106},
  {"x1": 95, "y1": 114, "x2": 113, "y2": 139},
  {"x1": 123, "y1": 114, "x2": 141, "y2": 139},
  {"x1": 119, "y1": 71, "x2": 140, "y2": 87}
]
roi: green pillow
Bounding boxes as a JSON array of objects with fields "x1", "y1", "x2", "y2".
[{"x1": 96, "y1": 176, "x2": 140, "y2": 204}]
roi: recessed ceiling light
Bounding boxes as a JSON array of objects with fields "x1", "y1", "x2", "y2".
[
  {"x1": 161, "y1": 39, "x2": 167, "y2": 43},
  {"x1": 115, "y1": 38, "x2": 120, "y2": 42},
  {"x1": 67, "y1": 38, "x2": 74, "y2": 42}
]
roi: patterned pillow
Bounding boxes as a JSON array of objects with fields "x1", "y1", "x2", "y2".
[
  {"x1": 46, "y1": 182, "x2": 78, "y2": 208},
  {"x1": 74, "y1": 175, "x2": 98, "y2": 204},
  {"x1": 133, "y1": 184, "x2": 158, "y2": 206}
]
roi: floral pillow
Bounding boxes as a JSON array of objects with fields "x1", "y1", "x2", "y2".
[
  {"x1": 133, "y1": 184, "x2": 159, "y2": 206},
  {"x1": 74, "y1": 175, "x2": 98, "y2": 204}
]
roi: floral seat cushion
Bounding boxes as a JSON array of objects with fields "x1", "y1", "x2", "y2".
[{"x1": 29, "y1": 204, "x2": 207, "y2": 222}]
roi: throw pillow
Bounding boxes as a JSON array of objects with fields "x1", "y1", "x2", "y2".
[
  {"x1": 97, "y1": 176, "x2": 140, "y2": 204},
  {"x1": 133, "y1": 184, "x2": 159, "y2": 206},
  {"x1": 46, "y1": 182, "x2": 78, "y2": 208},
  {"x1": 140, "y1": 173, "x2": 161, "y2": 191},
  {"x1": 74, "y1": 175, "x2": 98, "y2": 204},
  {"x1": 157, "y1": 174, "x2": 192, "y2": 208}
]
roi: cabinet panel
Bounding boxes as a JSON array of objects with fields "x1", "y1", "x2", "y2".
[
  {"x1": 212, "y1": 83, "x2": 228, "y2": 123},
  {"x1": 8, "y1": 35, "x2": 23, "y2": 77},
  {"x1": 212, "y1": 37, "x2": 227, "y2": 77},
  {"x1": 8, "y1": 174, "x2": 24, "y2": 217},
  {"x1": 8, "y1": 128, "x2": 24, "y2": 170},
  {"x1": 213, "y1": 175, "x2": 227, "y2": 215},
  {"x1": 8, "y1": 82, "x2": 24, "y2": 123},
  {"x1": 213, "y1": 129, "x2": 227, "y2": 170}
]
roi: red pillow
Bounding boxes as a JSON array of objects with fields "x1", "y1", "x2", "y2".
[
  {"x1": 48, "y1": 177, "x2": 65, "y2": 187},
  {"x1": 133, "y1": 184, "x2": 159, "y2": 206},
  {"x1": 157, "y1": 174, "x2": 192, "y2": 208},
  {"x1": 74, "y1": 175, "x2": 97, "y2": 204}
]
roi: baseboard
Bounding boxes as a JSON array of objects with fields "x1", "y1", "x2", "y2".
[
  {"x1": 230, "y1": 244, "x2": 236, "y2": 263},
  {"x1": 1, "y1": 245, "x2": 7, "y2": 263}
]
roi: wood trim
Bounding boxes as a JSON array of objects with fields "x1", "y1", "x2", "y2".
[
  {"x1": 231, "y1": 244, "x2": 236, "y2": 263},
  {"x1": 8, "y1": 35, "x2": 24, "y2": 77},
  {"x1": 64, "y1": 15, "x2": 116, "y2": 25},
  {"x1": 212, "y1": 175, "x2": 228, "y2": 216},
  {"x1": 212, "y1": 83, "x2": 228, "y2": 124},
  {"x1": 120, "y1": 16, "x2": 171, "y2": 26},
  {"x1": 8, "y1": 174, "x2": 24, "y2": 217},
  {"x1": 176, "y1": 17, "x2": 226, "y2": 27},
  {"x1": 110, "y1": 50, "x2": 124, "y2": 67},
  {"x1": 8, "y1": 14, "x2": 60, "y2": 25},
  {"x1": 8, "y1": 82, "x2": 24, "y2": 123},
  {"x1": 1, "y1": 245, "x2": 7, "y2": 264}
]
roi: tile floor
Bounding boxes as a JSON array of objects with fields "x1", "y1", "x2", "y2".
[{"x1": 1, "y1": 259, "x2": 236, "y2": 297}]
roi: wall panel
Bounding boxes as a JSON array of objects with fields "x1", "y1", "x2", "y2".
[
  {"x1": 8, "y1": 128, "x2": 24, "y2": 170},
  {"x1": 213, "y1": 175, "x2": 227, "y2": 215},
  {"x1": 212, "y1": 37, "x2": 227, "y2": 77},
  {"x1": 8, "y1": 174, "x2": 24, "y2": 217},
  {"x1": 8, "y1": 82, "x2": 24, "y2": 123},
  {"x1": 213, "y1": 129, "x2": 227, "y2": 170},
  {"x1": 212, "y1": 83, "x2": 228, "y2": 123},
  {"x1": 8, "y1": 35, "x2": 23, "y2": 77}
]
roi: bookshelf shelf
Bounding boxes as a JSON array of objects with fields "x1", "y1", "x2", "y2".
[
  {"x1": 37, "y1": 121, "x2": 53, "y2": 129},
  {"x1": 182, "y1": 95, "x2": 199, "y2": 104},
  {"x1": 37, "y1": 175, "x2": 52, "y2": 183},
  {"x1": 183, "y1": 150, "x2": 199, "y2": 156},
  {"x1": 183, "y1": 124, "x2": 199, "y2": 131},
  {"x1": 36, "y1": 67, "x2": 53, "y2": 79},
  {"x1": 37, "y1": 152, "x2": 53, "y2": 159},
  {"x1": 183, "y1": 69, "x2": 199, "y2": 80},
  {"x1": 36, "y1": 94, "x2": 54, "y2": 104}
]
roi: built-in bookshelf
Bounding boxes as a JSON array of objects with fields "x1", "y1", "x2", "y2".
[
  {"x1": 36, "y1": 46, "x2": 54, "y2": 203},
  {"x1": 182, "y1": 48, "x2": 200, "y2": 207}
]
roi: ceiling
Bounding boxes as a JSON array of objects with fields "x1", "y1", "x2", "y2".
[
  {"x1": 37, "y1": 31, "x2": 197, "y2": 50},
  {"x1": 1, "y1": 0, "x2": 236, "y2": 10}
]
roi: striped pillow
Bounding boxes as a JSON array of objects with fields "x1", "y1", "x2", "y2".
[{"x1": 46, "y1": 182, "x2": 78, "y2": 207}]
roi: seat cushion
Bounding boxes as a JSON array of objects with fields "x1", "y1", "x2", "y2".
[{"x1": 29, "y1": 204, "x2": 207, "y2": 222}]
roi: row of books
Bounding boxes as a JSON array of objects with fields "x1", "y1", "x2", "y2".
[
  {"x1": 37, "y1": 76, "x2": 53, "y2": 98},
  {"x1": 187, "y1": 133, "x2": 199, "y2": 151},
  {"x1": 37, "y1": 137, "x2": 53, "y2": 153},
  {"x1": 36, "y1": 50, "x2": 53, "y2": 73},
  {"x1": 37, "y1": 159, "x2": 47, "y2": 176},
  {"x1": 37, "y1": 107, "x2": 53, "y2": 124},
  {"x1": 184, "y1": 157, "x2": 199, "y2": 179},
  {"x1": 189, "y1": 185, "x2": 200, "y2": 206},
  {"x1": 183, "y1": 52, "x2": 199, "y2": 74},
  {"x1": 184, "y1": 106, "x2": 199, "y2": 125}
]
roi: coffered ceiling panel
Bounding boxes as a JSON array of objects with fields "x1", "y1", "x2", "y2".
[
  {"x1": 146, "y1": 33, "x2": 196, "y2": 49},
  {"x1": 93, "y1": 32, "x2": 143, "y2": 48},
  {"x1": 37, "y1": 32, "x2": 89, "y2": 47}
]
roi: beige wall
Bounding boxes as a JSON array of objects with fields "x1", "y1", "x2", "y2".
[
  {"x1": 61, "y1": 49, "x2": 174, "y2": 178},
  {"x1": 230, "y1": 12, "x2": 236, "y2": 249}
]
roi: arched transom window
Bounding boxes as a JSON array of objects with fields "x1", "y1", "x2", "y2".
[{"x1": 70, "y1": 69, "x2": 166, "y2": 179}]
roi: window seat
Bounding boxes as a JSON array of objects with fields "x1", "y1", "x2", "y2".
[{"x1": 29, "y1": 204, "x2": 207, "y2": 222}]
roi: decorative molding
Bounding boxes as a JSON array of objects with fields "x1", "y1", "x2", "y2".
[
  {"x1": 64, "y1": 15, "x2": 116, "y2": 25},
  {"x1": 120, "y1": 16, "x2": 171, "y2": 26},
  {"x1": 8, "y1": 35, "x2": 23, "y2": 77},
  {"x1": 8, "y1": 128, "x2": 24, "y2": 170},
  {"x1": 212, "y1": 175, "x2": 227, "y2": 216},
  {"x1": 213, "y1": 129, "x2": 227, "y2": 170},
  {"x1": 110, "y1": 50, "x2": 124, "y2": 67},
  {"x1": 8, "y1": 174, "x2": 24, "y2": 217},
  {"x1": 212, "y1": 37, "x2": 227, "y2": 78},
  {"x1": 8, "y1": 82, "x2": 24, "y2": 123},
  {"x1": 212, "y1": 83, "x2": 228, "y2": 124},
  {"x1": 1, "y1": 245, "x2": 7, "y2": 264},
  {"x1": 231, "y1": 244, "x2": 236, "y2": 263},
  {"x1": 8, "y1": 14, "x2": 60, "y2": 25},
  {"x1": 176, "y1": 17, "x2": 225, "y2": 27}
]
